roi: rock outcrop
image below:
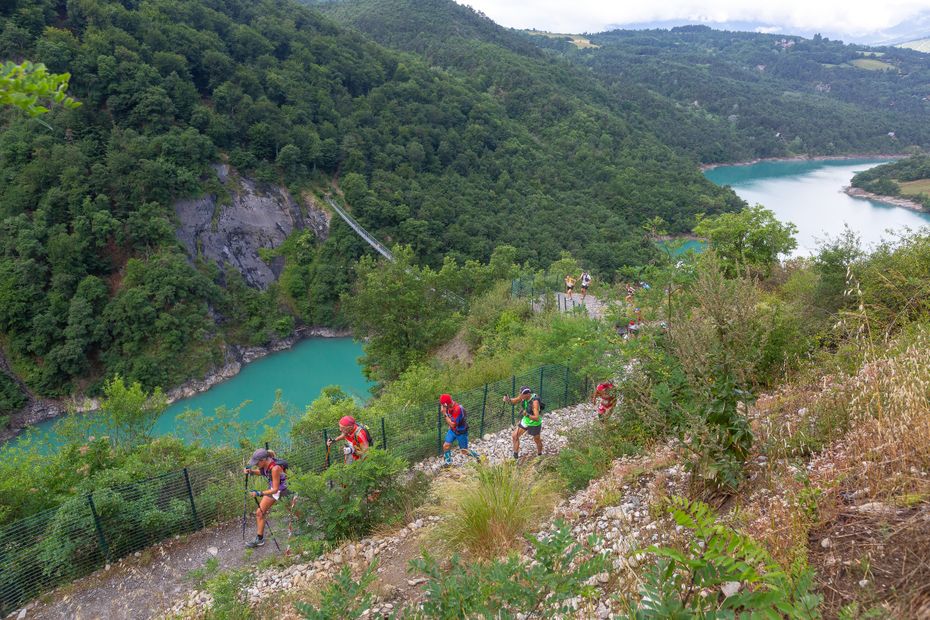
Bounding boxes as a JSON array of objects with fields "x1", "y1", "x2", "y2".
[{"x1": 174, "y1": 164, "x2": 330, "y2": 290}]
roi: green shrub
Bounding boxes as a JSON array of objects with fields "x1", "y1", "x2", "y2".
[
  {"x1": 554, "y1": 416, "x2": 647, "y2": 491},
  {"x1": 287, "y1": 449, "x2": 408, "y2": 540},
  {"x1": 431, "y1": 462, "x2": 561, "y2": 559},
  {"x1": 408, "y1": 521, "x2": 609, "y2": 618},
  {"x1": 203, "y1": 568, "x2": 254, "y2": 620},
  {"x1": 635, "y1": 497, "x2": 821, "y2": 618},
  {"x1": 296, "y1": 561, "x2": 376, "y2": 620}
]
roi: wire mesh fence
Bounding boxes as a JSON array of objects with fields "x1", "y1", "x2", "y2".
[{"x1": 0, "y1": 363, "x2": 590, "y2": 615}]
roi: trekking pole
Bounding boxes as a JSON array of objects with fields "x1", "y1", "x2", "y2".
[
  {"x1": 242, "y1": 471, "x2": 249, "y2": 540},
  {"x1": 252, "y1": 495, "x2": 282, "y2": 552}
]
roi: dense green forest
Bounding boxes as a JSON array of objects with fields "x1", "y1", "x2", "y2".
[
  {"x1": 0, "y1": 0, "x2": 739, "y2": 410},
  {"x1": 312, "y1": 2, "x2": 930, "y2": 163},
  {"x1": 851, "y1": 153, "x2": 930, "y2": 208},
  {"x1": 534, "y1": 25, "x2": 930, "y2": 162}
]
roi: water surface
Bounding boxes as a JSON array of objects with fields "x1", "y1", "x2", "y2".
[
  {"x1": 704, "y1": 159, "x2": 930, "y2": 255},
  {"x1": 12, "y1": 337, "x2": 372, "y2": 448}
]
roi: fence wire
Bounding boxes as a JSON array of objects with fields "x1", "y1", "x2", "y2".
[{"x1": 0, "y1": 364, "x2": 589, "y2": 615}]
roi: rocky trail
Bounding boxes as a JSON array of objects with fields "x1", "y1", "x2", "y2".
[
  {"x1": 165, "y1": 406, "x2": 689, "y2": 620},
  {"x1": 534, "y1": 292, "x2": 611, "y2": 320},
  {"x1": 15, "y1": 397, "x2": 688, "y2": 620}
]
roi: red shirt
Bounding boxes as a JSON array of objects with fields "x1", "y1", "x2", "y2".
[
  {"x1": 596, "y1": 382, "x2": 616, "y2": 408},
  {"x1": 446, "y1": 402, "x2": 466, "y2": 432}
]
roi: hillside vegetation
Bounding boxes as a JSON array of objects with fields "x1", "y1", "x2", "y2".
[
  {"x1": 851, "y1": 153, "x2": 930, "y2": 208},
  {"x1": 0, "y1": 0, "x2": 737, "y2": 406},
  {"x1": 542, "y1": 25, "x2": 930, "y2": 162}
]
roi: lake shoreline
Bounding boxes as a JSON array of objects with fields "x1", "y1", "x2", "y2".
[
  {"x1": 842, "y1": 186, "x2": 927, "y2": 213},
  {"x1": 1, "y1": 326, "x2": 351, "y2": 444},
  {"x1": 699, "y1": 152, "x2": 906, "y2": 172}
]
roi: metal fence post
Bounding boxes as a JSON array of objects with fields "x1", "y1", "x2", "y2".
[
  {"x1": 539, "y1": 366, "x2": 545, "y2": 401},
  {"x1": 264, "y1": 441, "x2": 269, "y2": 450},
  {"x1": 437, "y1": 405, "x2": 443, "y2": 456},
  {"x1": 480, "y1": 383, "x2": 488, "y2": 437},
  {"x1": 563, "y1": 366, "x2": 569, "y2": 408},
  {"x1": 381, "y1": 417, "x2": 387, "y2": 450},
  {"x1": 86, "y1": 494, "x2": 110, "y2": 561},
  {"x1": 323, "y1": 429, "x2": 330, "y2": 468},
  {"x1": 510, "y1": 375, "x2": 516, "y2": 425},
  {"x1": 182, "y1": 468, "x2": 202, "y2": 529}
]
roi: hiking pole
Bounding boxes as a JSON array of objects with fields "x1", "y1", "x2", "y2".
[
  {"x1": 241, "y1": 471, "x2": 249, "y2": 540},
  {"x1": 252, "y1": 495, "x2": 282, "y2": 552}
]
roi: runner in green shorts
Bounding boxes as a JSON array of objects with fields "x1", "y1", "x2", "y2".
[{"x1": 503, "y1": 386, "x2": 543, "y2": 459}]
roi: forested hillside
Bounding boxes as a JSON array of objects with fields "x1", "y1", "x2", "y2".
[
  {"x1": 542, "y1": 26, "x2": 930, "y2": 162},
  {"x1": 851, "y1": 153, "x2": 930, "y2": 208},
  {"x1": 0, "y1": 0, "x2": 738, "y2": 408}
]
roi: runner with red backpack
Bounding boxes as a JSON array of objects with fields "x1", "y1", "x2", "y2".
[
  {"x1": 440, "y1": 393, "x2": 481, "y2": 466},
  {"x1": 243, "y1": 448, "x2": 288, "y2": 548},
  {"x1": 593, "y1": 381, "x2": 617, "y2": 420},
  {"x1": 327, "y1": 415, "x2": 372, "y2": 463}
]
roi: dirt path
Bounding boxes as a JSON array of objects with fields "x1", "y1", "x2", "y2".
[{"x1": 20, "y1": 519, "x2": 278, "y2": 620}]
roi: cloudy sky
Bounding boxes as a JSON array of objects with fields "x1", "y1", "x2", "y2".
[{"x1": 456, "y1": 0, "x2": 930, "y2": 42}]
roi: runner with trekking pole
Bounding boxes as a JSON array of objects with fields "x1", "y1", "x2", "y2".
[
  {"x1": 326, "y1": 416, "x2": 372, "y2": 463},
  {"x1": 439, "y1": 393, "x2": 481, "y2": 466},
  {"x1": 503, "y1": 387, "x2": 544, "y2": 460},
  {"x1": 243, "y1": 448, "x2": 288, "y2": 549}
]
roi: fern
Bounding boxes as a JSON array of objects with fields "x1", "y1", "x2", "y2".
[{"x1": 634, "y1": 497, "x2": 822, "y2": 619}]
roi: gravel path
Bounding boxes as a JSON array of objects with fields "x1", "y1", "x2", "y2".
[
  {"x1": 534, "y1": 293, "x2": 611, "y2": 320},
  {"x1": 11, "y1": 402, "x2": 599, "y2": 620},
  {"x1": 161, "y1": 402, "x2": 692, "y2": 620},
  {"x1": 17, "y1": 519, "x2": 277, "y2": 620}
]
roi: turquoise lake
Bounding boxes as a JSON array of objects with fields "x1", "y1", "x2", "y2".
[
  {"x1": 14, "y1": 337, "x2": 372, "y2": 447},
  {"x1": 704, "y1": 158, "x2": 930, "y2": 255}
]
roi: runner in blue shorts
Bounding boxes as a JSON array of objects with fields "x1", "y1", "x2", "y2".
[{"x1": 440, "y1": 393, "x2": 481, "y2": 465}]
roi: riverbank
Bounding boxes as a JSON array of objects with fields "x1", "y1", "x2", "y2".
[
  {"x1": 843, "y1": 186, "x2": 927, "y2": 213},
  {"x1": 699, "y1": 152, "x2": 905, "y2": 172},
  {"x1": 0, "y1": 325, "x2": 350, "y2": 444}
]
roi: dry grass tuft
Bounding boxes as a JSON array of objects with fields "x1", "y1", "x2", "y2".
[{"x1": 429, "y1": 462, "x2": 561, "y2": 560}]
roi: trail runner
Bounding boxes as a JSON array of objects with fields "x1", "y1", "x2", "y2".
[
  {"x1": 440, "y1": 393, "x2": 481, "y2": 465},
  {"x1": 243, "y1": 448, "x2": 288, "y2": 548},
  {"x1": 503, "y1": 386, "x2": 543, "y2": 459}
]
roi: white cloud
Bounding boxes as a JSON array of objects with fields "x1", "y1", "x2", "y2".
[{"x1": 458, "y1": 0, "x2": 930, "y2": 37}]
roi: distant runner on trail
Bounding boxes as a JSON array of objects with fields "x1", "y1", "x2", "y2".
[
  {"x1": 243, "y1": 448, "x2": 288, "y2": 548},
  {"x1": 327, "y1": 416, "x2": 372, "y2": 463},
  {"x1": 580, "y1": 271, "x2": 592, "y2": 301},
  {"x1": 503, "y1": 386, "x2": 543, "y2": 459},
  {"x1": 625, "y1": 283, "x2": 636, "y2": 303},
  {"x1": 593, "y1": 381, "x2": 617, "y2": 420},
  {"x1": 440, "y1": 394, "x2": 481, "y2": 465},
  {"x1": 565, "y1": 275, "x2": 576, "y2": 300}
]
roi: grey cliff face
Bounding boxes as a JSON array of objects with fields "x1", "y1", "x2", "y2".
[{"x1": 174, "y1": 164, "x2": 329, "y2": 290}]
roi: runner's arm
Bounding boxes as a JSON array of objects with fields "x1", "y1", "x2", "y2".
[
  {"x1": 527, "y1": 400, "x2": 540, "y2": 422},
  {"x1": 259, "y1": 466, "x2": 282, "y2": 496}
]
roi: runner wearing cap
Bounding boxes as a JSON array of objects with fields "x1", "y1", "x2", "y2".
[
  {"x1": 593, "y1": 381, "x2": 617, "y2": 420},
  {"x1": 440, "y1": 393, "x2": 481, "y2": 465},
  {"x1": 327, "y1": 415, "x2": 372, "y2": 462},
  {"x1": 243, "y1": 448, "x2": 288, "y2": 548},
  {"x1": 503, "y1": 386, "x2": 543, "y2": 459}
]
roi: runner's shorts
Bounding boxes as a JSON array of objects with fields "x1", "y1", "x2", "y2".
[
  {"x1": 444, "y1": 429, "x2": 469, "y2": 448},
  {"x1": 518, "y1": 421, "x2": 542, "y2": 436}
]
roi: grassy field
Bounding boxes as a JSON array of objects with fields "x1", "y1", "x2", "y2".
[
  {"x1": 897, "y1": 178, "x2": 930, "y2": 196},
  {"x1": 848, "y1": 58, "x2": 897, "y2": 71},
  {"x1": 525, "y1": 30, "x2": 599, "y2": 49},
  {"x1": 898, "y1": 38, "x2": 930, "y2": 53}
]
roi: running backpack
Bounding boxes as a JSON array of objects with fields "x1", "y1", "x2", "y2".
[{"x1": 353, "y1": 423, "x2": 373, "y2": 446}]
